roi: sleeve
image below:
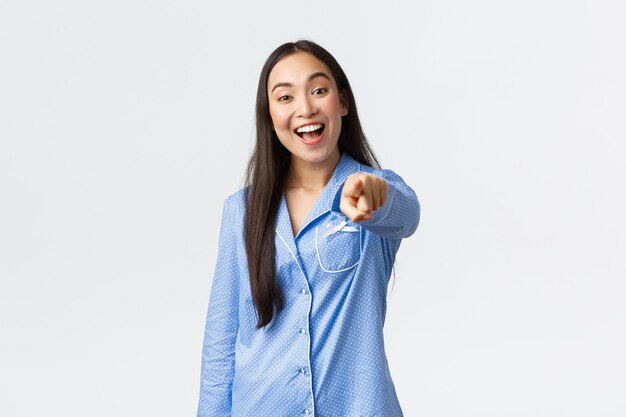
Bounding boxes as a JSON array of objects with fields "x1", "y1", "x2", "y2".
[
  {"x1": 197, "y1": 197, "x2": 240, "y2": 417},
  {"x1": 331, "y1": 168, "x2": 420, "y2": 240}
]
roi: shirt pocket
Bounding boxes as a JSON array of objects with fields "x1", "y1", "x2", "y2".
[{"x1": 315, "y1": 214, "x2": 362, "y2": 273}]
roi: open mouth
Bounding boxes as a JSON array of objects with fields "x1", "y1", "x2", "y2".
[{"x1": 295, "y1": 123, "x2": 325, "y2": 142}]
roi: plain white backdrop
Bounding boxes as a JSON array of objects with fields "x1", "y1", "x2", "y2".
[{"x1": 1, "y1": 0, "x2": 625, "y2": 416}]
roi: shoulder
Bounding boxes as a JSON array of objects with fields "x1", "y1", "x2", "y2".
[
  {"x1": 222, "y1": 187, "x2": 248, "y2": 221},
  {"x1": 224, "y1": 187, "x2": 247, "y2": 207},
  {"x1": 345, "y1": 155, "x2": 406, "y2": 184}
]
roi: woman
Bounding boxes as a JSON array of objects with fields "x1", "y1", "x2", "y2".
[{"x1": 198, "y1": 40, "x2": 420, "y2": 416}]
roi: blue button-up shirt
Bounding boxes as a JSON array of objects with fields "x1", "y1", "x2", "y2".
[{"x1": 198, "y1": 153, "x2": 420, "y2": 417}]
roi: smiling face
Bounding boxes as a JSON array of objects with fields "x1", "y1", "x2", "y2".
[{"x1": 267, "y1": 52, "x2": 349, "y2": 168}]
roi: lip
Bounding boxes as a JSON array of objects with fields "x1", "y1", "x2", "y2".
[
  {"x1": 293, "y1": 121, "x2": 325, "y2": 146},
  {"x1": 296, "y1": 128, "x2": 325, "y2": 146},
  {"x1": 293, "y1": 121, "x2": 324, "y2": 132}
]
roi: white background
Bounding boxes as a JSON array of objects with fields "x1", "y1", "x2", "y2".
[{"x1": 1, "y1": 0, "x2": 625, "y2": 416}]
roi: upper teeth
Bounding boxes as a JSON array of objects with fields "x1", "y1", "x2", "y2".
[{"x1": 296, "y1": 124, "x2": 323, "y2": 133}]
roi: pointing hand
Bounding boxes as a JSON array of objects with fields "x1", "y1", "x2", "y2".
[{"x1": 339, "y1": 173, "x2": 388, "y2": 222}]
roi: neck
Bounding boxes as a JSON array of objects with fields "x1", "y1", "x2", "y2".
[{"x1": 285, "y1": 149, "x2": 341, "y2": 190}]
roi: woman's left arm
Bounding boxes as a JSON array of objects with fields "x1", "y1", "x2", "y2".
[{"x1": 334, "y1": 169, "x2": 420, "y2": 240}]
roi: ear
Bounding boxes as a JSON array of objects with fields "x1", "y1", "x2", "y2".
[{"x1": 340, "y1": 89, "x2": 349, "y2": 116}]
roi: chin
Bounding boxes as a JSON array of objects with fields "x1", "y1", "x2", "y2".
[{"x1": 294, "y1": 144, "x2": 339, "y2": 165}]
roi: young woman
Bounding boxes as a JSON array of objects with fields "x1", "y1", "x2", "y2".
[{"x1": 197, "y1": 40, "x2": 420, "y2": 417}]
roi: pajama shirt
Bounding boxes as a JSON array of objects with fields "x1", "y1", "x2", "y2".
[{"x1": 198, "y1": 153, "x2": 420, "y2": 417}]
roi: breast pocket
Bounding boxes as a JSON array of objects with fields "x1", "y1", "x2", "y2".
[{"x1": 315, "y1": 213, "x2": 362, "y2": 273}]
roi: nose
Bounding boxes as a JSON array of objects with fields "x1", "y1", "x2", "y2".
[{"x1": 296, "y1": 94, "x2": 317, "y2": 118}]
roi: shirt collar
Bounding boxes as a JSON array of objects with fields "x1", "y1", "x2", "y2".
[
  {"x1": 275, "y1": 153, "x2": 361, "y2": 242},
  {"x1": 330, "y1": 152, "x2": 361, "y2": 186}
]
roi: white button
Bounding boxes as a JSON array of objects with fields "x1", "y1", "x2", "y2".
[
  {"x1": 300, "y1": 288, "x2": 306, "y2": 294},
  {"x1": 299, "y1": 367, "x2": 305, "y2": 374},
  {"x1": 300, "y1": 328, "x2": 306, "y2": 334},
  {"x1": 304, "y1": 409, "x2": 310, "y2": 415}
]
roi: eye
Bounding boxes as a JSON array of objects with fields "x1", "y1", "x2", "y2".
[
  {"x1": 277, "y1": 95, "x2": 291, "y2": 102},
  {"x1": 312, "y1": 88, "x2": 327, "y2": 95}
]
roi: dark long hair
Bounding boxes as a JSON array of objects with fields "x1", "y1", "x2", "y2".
[{"x1": 245, "y1": 40, "x2": 380, "y2": 328}]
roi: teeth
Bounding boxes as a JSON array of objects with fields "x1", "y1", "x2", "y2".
[{"x1": 296, "y1": 124, "x2": 323, "y2": 133}]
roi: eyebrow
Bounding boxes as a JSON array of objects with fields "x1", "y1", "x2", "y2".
[{"x1": 271, "y1": 71, "x2": 331, "y2": 92}]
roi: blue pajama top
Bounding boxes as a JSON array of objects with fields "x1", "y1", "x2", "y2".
[{"x1": 197, "y1": 153, "x2": 420, "y2": 417}]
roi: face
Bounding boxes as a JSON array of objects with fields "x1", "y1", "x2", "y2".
[{"x1": 267, "y1": 52, "x2": 348, "y2": 167}]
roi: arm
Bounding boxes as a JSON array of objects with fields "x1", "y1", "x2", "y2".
[
  {"x1": 197, "y1": 197, "x2": 240, "y2": 417},
  {"x1": 332, "y1": 169, "x2": 420, "y2": 240}
]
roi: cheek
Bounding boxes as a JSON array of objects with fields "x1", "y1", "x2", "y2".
[
  {"x1": 268, "y1": 105, "x2": 289, "y2": 130},
  {"x1": 324, "y1": 98, "x2": 343, "y2": 119}
]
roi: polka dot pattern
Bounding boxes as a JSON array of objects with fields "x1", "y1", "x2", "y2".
[{"x1": 197, "y1": 153, "x2": 420, "y2": 417}]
